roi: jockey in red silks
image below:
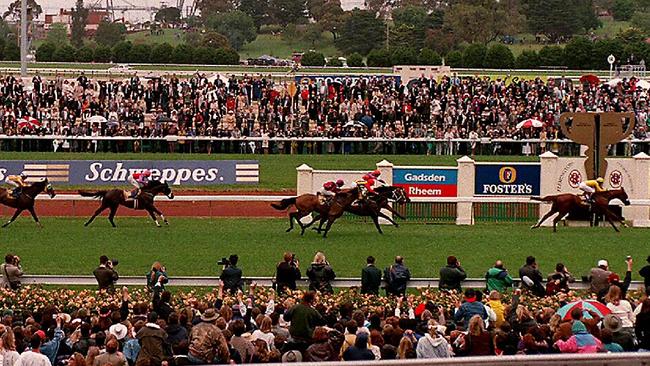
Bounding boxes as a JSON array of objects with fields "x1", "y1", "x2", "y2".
[
  {"x1": 128, "y1": 170, "x2": 151, "y2": 198},
  {"x1": 355, "y1": 170, "x2": 385, "y2": 200},
  {"x1": 318, "y1": 179, "x2": 346, "y2": 204}
]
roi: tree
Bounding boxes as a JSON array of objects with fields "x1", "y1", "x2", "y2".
[
  {"x1": 390, "y1": 24, "x2": 422, "y2": 50},
  {"x1": 346, "y1": 52, "x2": 364, "y2": 67},
  {"x1": 155, "y1": 6, "x2": 181, "y2": 23},
  {"x1": 193, "y1": 46, "x2": 217, "y2": 64},
  {"x1": 302, "y1": 23, "x2": 322, "y2": 47},
  {"x1": 327, "y1": 57, "x2": 343, "y2": 66},
  {"x1": 523, "y1": 0, "x2": 600, "y2": 42},
  {"x1": 151, "y1": 42, "x2": 174, "y2": 63},
  {"x1": 95, "y1": 21, "x2": 126, "y2": 47},
  {"x1": 484, "y1": 44, "x2": 515, "y2": 68},
  {"x1": 70, "y1": 0, "x2": 88, "y2": 48},
  {"x1": 613, "y1": 0, "x2": 635, "y2": 20},
  {"x1": 269, "y1": 0, "x2": 307, "y2": 26},
  {"x1": 301, "y1": 50, "x2": 325, "y2": 66},
  {"x1": 239, "y1": 0, "x2": 269, "y2": 30},
  {"x1": 172, "y1": 43, "x2": 194, "y2": 64},
  {"x1": 76, "y1": 45, "x2": 94, "y2": 62},
  {"x1": 53, "y1": 44, "x2": 76, "y2": 62},
  {"x1": 201, "y1": 31, "x2": 231, "y2": 49},
  {"x1": 622, "y1": 41, "x2": 650, "y2": 63},
  {"x1": 214, "y1": 47, "x2": 239, "y2": 64},
  {"x1": 36, "y1": 42, "x2": 56, "y2": 61},
  {"x1": 631, "y1": 11, "x2": 650, "y2": 33},
  {"x1": 336, "y1": 10, "x2": 384, "y2": 55},
  {"x1": 462, "y1": 43, "x2": 487, "y2": 67},
  {"x1": 197, "y1": 0, "x2": 235, "y2": 17},
  {"x1": 515, "y1": 50, "x2": 541, "y2": 68},
  {"x1": 282, "y1": 23, "x2": 299, "y2": 43},
  {"x1": 129, "y1": 43, "x2": 152, "y2": 63},
  {"x1": 3, "y1": 38, "x2": 19, "y2": 60},
  {"x1": 391, "y1": 46, "x2": 418, "y2": 65},
  {"x1": 111, "y1": 40, "x2": 132, "y2": 63},
  {"x1": 592, "y1": 39, "x2": 624, "y2": 69},
  {"x1": 366, "y1": 48, "x2": 392, "y2": 66},
  {"x1": 616, "y1": 26, "x2": 645, "y2": 43},
  {"x1": 443, "y1": 0, "x2": 523, "y2": 44},
  {"x1": 391, "y1": 6, "x2": 430, "y2": 49},
  {"x1": 0, "y1": 37, "x2": 5, "y2": 60},
  {"x1": 424, "y1": 28, "x2": 457, "y2": 55},
  {"x1": 445, "y1": 50, "x2": 463, "y2": 67},
  {"x1": 538, "y1": 45, "x2": 565, "y2": 66},
  {"x1": 183, "y1": 31, "x2": 202, "y2": 47},
  {"x1": 315, "y1": 1, "x2": 345, "y2": 39},
  {"x1": 46, "y1": 23, "x2": 68, "y2": 45},
  {"x1": 3, "y1": 0, "x2": 42, "y2": 21},
  {"x1": 94, "y1": 44, "x2": 112, "y2": 62},
  {"x1": 563, "y1": 36, "x2": 594, "y2": 69},
  {"x1": 205, "y1": 11, "x2": 257, "y2": 50},
  {"x1": 418, "y1": 48, "x2": 442, "y2": 65}
]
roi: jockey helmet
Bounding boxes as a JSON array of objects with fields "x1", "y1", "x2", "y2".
[
  {"x1": 143, "y1": 170, "x2": 152, "y2": 177},
  {"x1": 596, "y1": 177, "x2": 604, "y2": 183},
  {"x1": 20, "y1": 172, "x2": 27, "y2": 180},
  {"x1": 336, "y1": 179, "x2": 345, "y2": 187},
  {"x1": 323, "y1": 181, "x2": 335, "y2": 190},
  {"x1": 362, "y1": 174, "x2": 372, "y2": 181},
  {"x1": 371, "y1": 170, "x2": 381, "y2": 177}
]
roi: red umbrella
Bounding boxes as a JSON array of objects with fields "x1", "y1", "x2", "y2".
[
  {"x1": 580, "y1": 74, "x2": 600, "y2": 85},
  {"x1": 516, "y1": 118, "x2": 544, "y2": 129},
  {"x1": 18, "y1": 116, "x2": 41, "y2": 129},
  {"x1": 556, "y1": 299, "x2": 611, "y2": 321}
]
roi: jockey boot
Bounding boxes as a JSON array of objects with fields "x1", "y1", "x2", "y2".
[
  {"x1": 11, "y1": 187, "x2": 21, "y2": 198},
  {"x1": 130, "y1": 189, "x2": 139, "y2": 199}
]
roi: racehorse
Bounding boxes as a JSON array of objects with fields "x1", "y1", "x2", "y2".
[
  {"x1": 311, "y1": 186, "x2": 411, "y2": 235},
  {"x1": 79, "y1": 180, "x2": 174, "y2": 227},
  {"x1": 530, "y1": 188, "x2": 630, "y2": 232},
  {"x1": 270, "y1": 193, "x2": 329, "y2": 235},
  {"x1": 317, "y1": 186, "x2": 361, "y2": 238},
  {"x1": 0, "y1": 179, "x2": 56, "y2": 228}
]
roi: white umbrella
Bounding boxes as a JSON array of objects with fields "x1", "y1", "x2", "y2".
[
  {"x1": 343, "y1": 120, "x2": 367, "y2": 128},
  {"x1": 87, "y1": 115, "x2": 108, "y2": 123},
  {"x1": 636, "y1": 79, "x2": 650, "y2": 89},
  {"x1": 607, "y1": 78, "x2": 623, "y2": 86},
  {"x1": 516, "y1": 118, "x2": 544, "y2": 129}
]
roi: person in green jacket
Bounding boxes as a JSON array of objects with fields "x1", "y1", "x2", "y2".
[
  {"x1": 361, "y1": 256, "x2": 382, "y2": 295},
  {"x1": 485, "y1": 260, "x2": 514, "y2": 293},
  {"x1": 284, "y1": 291, "x2": 325, "y2": 345}
]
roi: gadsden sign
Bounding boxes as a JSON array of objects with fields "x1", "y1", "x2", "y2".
[
  {"x1": 392, "y1": 167, "x2": 457, "y2": 197},
  {"x1": 0, "y1": 160, "x2": 259, "y2": 186},
  {"x1": 474, "y1": 163, "x2": 540, "y2": 196}
]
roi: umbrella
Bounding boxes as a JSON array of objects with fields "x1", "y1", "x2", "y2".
[
  {"x1": 516, "y1": 118, "x2": 544, "y2": 129},
  {"x1": 87, "y1": 115, "x2": 107, "y2": 124},
  {"x1": 343, "y1": 120, "x2": 367, "y2": 129},
  {"x1": 17, "y1": 116, "x2": 40, "y2": 129},
  {"x1": 556, "y1": 299, "x2": 611, "y2": 321},
  {"x1": 580, "y1": 74, "x2": 600, "y2": 85},
  {"x1": 607, "y1": 78, "x2": 623, "y2": 86},
  {"x1": 636, "y1": 79, "x2": 650, "y2": 89}
]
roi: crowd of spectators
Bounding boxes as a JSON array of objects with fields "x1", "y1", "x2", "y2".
[
  {"x1": 1, "y1": 72, "x2": 650, "y2": 148},
  {"x1": 0, "y1": 252, "x2": 649, "y2": 366}
]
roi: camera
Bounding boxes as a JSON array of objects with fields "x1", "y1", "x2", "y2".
[
  {"x1": 110, "y1": 259, "x2": 119, "y2": 267},
  {"x1": 217, "y1": 257, "x2": 230, "y2": 266}
]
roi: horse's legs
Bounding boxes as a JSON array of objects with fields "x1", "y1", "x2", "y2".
[
  {"x1": 531, "y1": 208, "x2": 557, "y2": 229},
  {"x1": 286, "y1": 211, "x2": 298, "y2": 232},
  {"x1": 108, "y1": 206, "x2": 118, "y2": 228},
  {"x1": 300, "y1": 213, "x2": 320, "y2": 236},
  {"x1": 151, "y1": 206, "x2": 168, "y2": 225},
  {"x1": 599, "y1": 207, "x2": 621, "y2": 232},
  {"x1": 377, "y1": 211, "x2": 399, "y2": 227},
  {"x1": 2, "y1": 209, "x2": 23, "y2": 228},
  {"x1": 314, "y1": 215, "x2": 328, "y2": 233},
  {"x1": 27, "y1": 207, "x2": 42, "y2": 228},
  {"x1": 370, "y1": 214, "x2": 384, "y2": 234},
  {"x1": 383, "y1": 205, "x2": 405, "y2": 220},
  {"x1": 322, "y1": 214, "x2": 342, "y2": 238},
  {"x1": 85, "y1": 204, "x2": 108, "y2": 226},
  {"x1": 552, "y1": 210, "x2": 567, "y2": 233},
  {"x1": 146, "y1": 208, "x2": 161, "y2": 227}
]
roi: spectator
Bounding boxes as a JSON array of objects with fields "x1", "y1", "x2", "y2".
[
  {"x1": 39, "y1": 316, "x2": 64, "y2": 364},
  {"x1": 553, "y1": 321, "x2": 603, "y2": 353},
  {"x1": 93, "y1": 339, "x2": 127, "y2": 366},
  {"x1": 466, "y1": 316, "x2": 494, "y2": 356},
  {"x1": 416, "y1": 323, "x2": 452, "y2": 358},
  {"x1": 486, "y1": 290, "x2": 506, "y2": 328},
  {"x1": 251, "y1": 316, "x2": 275, "y2": 351},
  {"x1": 603, "y1": 314, "x2": 635, "y2": 352},
  {"x1": 384, "y1": 256, "x2": 411, "y2": 297},
  {"x1": 275, "y1": 252, "x2": 301, "y2": 294},
  {"x1": 519, "y1": 256, "x2": 545, "y2": 297},
  {"x1": 439, "y1": 256, "x2": 466, "y2": 292},
  {"x1": 599, "y1": 329, "x2": 624, "y2": 353},
  {"x1": 219, "y1": 255, "x2": 243, "y2": 295},
  {"x1": 604, "y1": 285, "x2": 635, "y2": 330},
  {"x1": 546, "y1": 263, "x2": 574, "y2": 295},
  {"x1": 454, "y1": 289, "x2": 487, "y2": 328},
  {"x1": 589, "y1": 259, "x2": 611, "y2": 294},
  {"x1": 485, "y1": 260, "x2": 513, "y2": 293},
  {"x1": 342, "y1": 333, "x2": 374, "y2": 361},
  {"x1": 640, "y1": 256, "x2": 650, "y2": 294},
  {"x1": 361, "y1": 256, "x2": 382, "y2": 295},
  {"x1": 187, "y1": 308, "x2": 230, "y2": 364},
  {"x1": 13, "y1": 335, "x2": 51, "y2": 366},
  {"x1": 636, "y1": 298, "x2": 650, "y2": 352},
  {"x1": 152, "y1": 291, "x2": 173, "y2": 322},
  {"x1": 0, "y1": 253, "x2": 23, "y2": 290},
  {"x1": 93, "y1": 255, "x2": 119, "y2": 293},
  {"x1": 135, "y1": 312, "x2": 169, "y2": 366},
  {"x1": 283, "y1": 291, "x2": 324, "y2": 347},
  {"x1": 146, "y1": 262, "x2": 168, "y2": 293},
  {"x1": 230, "y1": 320, "x2": 254, "y2": 363},
  {"x1": 306, "y1": 252, "x2": 336, "y2": 294},
  {"x1": 165, "y1": 313, "x2": 188, "y2": 346},
  {"x1": 304, "y1": 327, "x2": 343, "y2": 362},
  {"x1": 1, "y1": 328, "x2": 20, "y2": 366}
]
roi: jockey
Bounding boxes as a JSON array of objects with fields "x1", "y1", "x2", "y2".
[
  {"x1": 5, "y1": 172, "x2": 28, "y2": 198},
  {"x1": 579, "y1": 177, "x2": 605, "y2": 203},
  {"x1": 128, "y1": 170, "x2": 152, "y2": 198}
]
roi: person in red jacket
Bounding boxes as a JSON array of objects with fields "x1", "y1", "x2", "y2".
[{"x1": 128, "y1": 170, "x2": 151, "y2": 198}]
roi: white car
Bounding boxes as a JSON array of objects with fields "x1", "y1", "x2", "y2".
[{"x1": 108, "y1": 64, "x2": 132, "y2": 73}]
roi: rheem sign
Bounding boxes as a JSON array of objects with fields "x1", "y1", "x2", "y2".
[{"x1": 392, "y1": 168, "x2": 457, "y2": 198}]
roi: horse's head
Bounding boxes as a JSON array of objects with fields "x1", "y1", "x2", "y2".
[
  {"x1": 392, "y1": 186, "x2": 410, "y2": 204},
  {"x1": 32, "y1": 179, "x2": 56, "y2": 198},
  {"x1": 147, "y1": 180, "x2": 174, "y2": 199},
  {"x1": 615, "y1": 187, "x2": 630, "y2": 206},
  {"x1": 45, "y1": 180, "x2": 56, "y2": 198}
]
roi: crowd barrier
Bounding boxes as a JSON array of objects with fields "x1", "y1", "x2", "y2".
[
  {"x1": 20, "y1": 274, "x2": 644, "y2": 289},
  {"x1": 297, "y1": 153, "x2": 650, "y2": 226}
]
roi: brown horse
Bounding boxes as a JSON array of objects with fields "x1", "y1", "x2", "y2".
[
  {"x1": 79, "y1": 180, "x2": 174, "y2": 228},
  {"x1": 270, "y1": 193, "x2": 330, "y2": 234},
  {"x1": 530, "y1": 188, "x2": 631, "y2": 232},
  {"x1": 318, "y1": 186, "x2": 361, "y2": 238},
  {"x1": 0, "y1": 179, "x2": 56, "y2": 228}
]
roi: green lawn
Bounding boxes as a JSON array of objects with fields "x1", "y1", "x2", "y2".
[
  {"x1": 126, "y1": 29, "x2": 185, "y2": 47},
  {"x1": 240, "y1": 33, "x2": 339, "y2": 60},
  {"x1": 1, "y1": 218, "x2": 645, "y2": 280},
  {"x1": 0, "y1": 153, "x2": 537, "y2": 192}
]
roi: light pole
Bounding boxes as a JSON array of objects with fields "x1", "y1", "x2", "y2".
[{"x1": 20, "y1": 0, "x2": 28, "y2": 76}]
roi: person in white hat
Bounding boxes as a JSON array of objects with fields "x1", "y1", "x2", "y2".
[
  {"x1": 589, "y1": 259, "x2": 611, "y2": 293},
  {"x1": 109, "y1": 323, "x2": 128, "y2": 341}
]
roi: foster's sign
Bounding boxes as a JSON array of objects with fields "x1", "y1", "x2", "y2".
[{"x1": 474, "y1": 163, "x2": 540, "y2": 196}]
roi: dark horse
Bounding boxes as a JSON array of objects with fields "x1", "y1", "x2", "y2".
[
  {"x1": 311, "y1": 186, "x2": 411, "y2": 235},
  {"x1": 79, "y1": 180, "x2": 174, "y2": 227},
  {"x1": 530, "y1": 188, "x2": 630, "y2": 232},
  {"x1": 0, "y1": 179, "x2": 56, "y2": 228}
]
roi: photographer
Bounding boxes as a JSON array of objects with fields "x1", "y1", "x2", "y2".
[
  {"x1": 147, "y1": 261, "x2": 168, "y2": 294},
  {"x1": 219, "y1": 254, "x2": 243, "y2": 294},
  {"x1": 275, "y1": 252, "x2": 301, "y2": 294},
  {"x1": 306, "y1": 252, "x2": 336, "y2": 294},
  {"x1": 93, "y1": 255, "x2": 119, "y2": 293},
  {"x1": 0, "y1": 253, "x2": 23, "y2": 290}
]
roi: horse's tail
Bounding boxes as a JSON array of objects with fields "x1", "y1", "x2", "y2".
[
  {"x1": 78, "y1": 190, "x2": 108, "y2": 199},
  {"x1": 271, "y1": 197, "x2": 297, "y2": 210},
  {"x1": 530, "y1": 195, "x2": 555, "y2": 202}
]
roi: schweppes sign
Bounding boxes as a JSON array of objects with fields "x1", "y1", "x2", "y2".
[{"x1": 474, "y1": 164, "x2": 540, "y2": 196}]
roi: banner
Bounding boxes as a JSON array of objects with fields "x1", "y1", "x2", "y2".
[
  {"x1": 474, "y1": 164, "x2": 540, "y2": 196},
  {"x1": 0, "y1": 160, "x2": 259, "y2": 186},
  {"x1": 295, "y1": 74, "x2": 401, "y2": 85},
  {"x1": 393, "y1": 168, "x2": 457, "y2": 197}
]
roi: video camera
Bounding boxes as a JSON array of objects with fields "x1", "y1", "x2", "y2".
[{"x1": 218, "y1": 254, "x2": 238, "y2": 267}]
